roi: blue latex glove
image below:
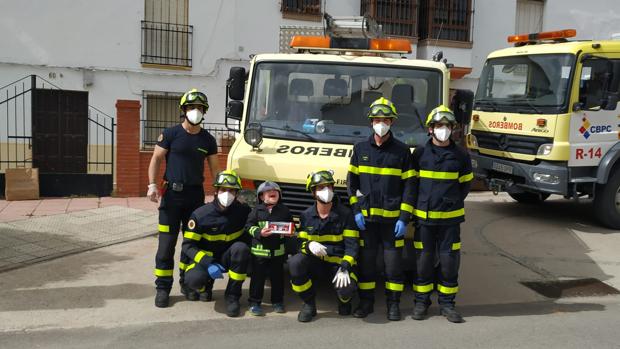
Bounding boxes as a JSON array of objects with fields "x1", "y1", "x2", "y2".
[
  {"x1": 354, "y1": 213, "x2": 366, "y2": 230},
  {"x1": 207, "y1": 263, "x2": 226, "y2": 279},
  {"x1": 394, "y1": 220, "x2": 407, "y2": 238}
]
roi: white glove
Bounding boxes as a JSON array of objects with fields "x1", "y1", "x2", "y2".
[
  {"x1": 308, "y1": 241, "x2": 327, "y2": 257},
  {"x1": 332, "y1": 267, "x2": 351, "y2": 288},
  {"x1": 147, "y1": 183, "x2": 159, "y2": 202}
]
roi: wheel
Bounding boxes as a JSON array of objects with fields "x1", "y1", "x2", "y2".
[
  {"x1": 508, "y1": 192, "x2": 550, "y2": 204},
  {"x1": 594, "y1": 170, "x2": 620, "y2": 229}
]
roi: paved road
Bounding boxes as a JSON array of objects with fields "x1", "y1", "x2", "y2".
[{"x1": 1, "y1": 193, "x2": 619, "y2": 348}]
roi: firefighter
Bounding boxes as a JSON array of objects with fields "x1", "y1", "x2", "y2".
[
  {"x1": 411, "y1": 105, "x2": 473, "y2": 323},
  {"x1": 347, "y1": 97, "x2": 416, "y2": 321},
  {"x1": 181, "y1": 170, "x2": 251, "y2": 317},
  {"x1": 289, "y1": 169, "x2": 359, "y2": 322},
  {"x1": 148, "y1": 88, "x2": 220, "y2": 308},
  {"x1": 246, "y1": 181, "x2": 294, "y2": 316}
]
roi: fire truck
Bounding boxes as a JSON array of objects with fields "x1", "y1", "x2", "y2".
[{"x1": 467, "y1": 29, "x2": 620, "y2": 228}]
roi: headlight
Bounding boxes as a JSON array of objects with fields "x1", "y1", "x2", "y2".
[
  {"x1": 244, "y1": 123, "x2": 263, "y2": 148},
  {"x1": 537, "y1": 143, "x2": 553, "y2": 156}
]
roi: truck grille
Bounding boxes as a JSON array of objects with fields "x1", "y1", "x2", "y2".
[
  {"x1": 471, "y1": 130, "x2": 552, "y2": 155},
  {"x1": 258, "y1": 182, "x2": 349, "y2": 217}
]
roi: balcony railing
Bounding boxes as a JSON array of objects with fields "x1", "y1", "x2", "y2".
[
  {"x1": 361, "y1": 0, "x2": 418, "y2": 38},
  {"x1": 419, "y1": 0, "x2": 472, "y2": 42},
  {"x1": 141, "y1": 20, "x2": 193, "y2": 67}
]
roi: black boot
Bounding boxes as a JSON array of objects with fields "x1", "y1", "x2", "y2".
[
  {"x1": 180, "y1": 284, "x2": 198, "y2": 301},
  {"x1": 440, "y1": 307, "x2": 464, "y2": 323},
  {"x1": 387, "y1": 302, "x2": 401, "y2": 321},
  {"x1": 352, "y1": 299, "x2": 374, "y2": 318},
  {"x1": 154, "y1": 289, "x2": 169, "y2": 308},
  {"x1": 412, "y1": 302, "x2": 429, "y2": 320},
  {"x1": 226, "y1": 296, "x2": 241, "y2": 317},
  {"x1": 338, "y1": 299, "x2": 352, "y2": 316},
  {"x1": 297, "y1": 300, "x2": 317, "y2": 322},
  {"x1": 199, "y1": 290, "x2": 212, "y2": 302}
]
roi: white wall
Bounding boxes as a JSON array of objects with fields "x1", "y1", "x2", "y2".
[{"x1": 543, "y1": 1, "x2": 620, "y2": 40}]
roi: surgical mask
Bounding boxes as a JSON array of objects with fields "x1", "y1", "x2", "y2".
[
  {"x1": 217, "y1": 191, "x2": 235, "y2": 207},
  {"x1": 316, "y1": 187, "x2": 334, "y2": 203},
  {"x1": 433, "y1": 126, "x2": 451, "y2": 142},
  {"x1": 186, "y1": 109, "x2": 204, "y2": 125},
  {"x1": 373, "y1": 122, "x2": 390, "y2": 137}
]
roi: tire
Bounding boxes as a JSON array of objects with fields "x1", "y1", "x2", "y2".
[
  {"x1": 508, "y1": 192, "x2": 550, "y2": 204},
  {"x1": 594, "y1": 170, "x2": 620, "y2": 229}
]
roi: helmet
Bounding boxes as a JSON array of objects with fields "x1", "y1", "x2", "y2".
[
  {"x1": 213, "y1": 170, "x2": 242, "y2": 190},
  {"x1": 368, "y1": 97, "x2": 398, "y2": 119},
  {"x1": 305, "y1": 169, "x2": 336, "y2": 192},
  {"x1": 426, "y1": 105, "x2": 457, "y2": 127},
  {"x1": 256, "y1": 181, "x2": 281, "y2": 201},
  {"x1": 180, "y1": 88, "x2": 209, "y2": 112}
]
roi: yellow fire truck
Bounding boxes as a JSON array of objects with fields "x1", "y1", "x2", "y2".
[{"x1": 467, "y1": 29, "x2": 620, "y2": 228}]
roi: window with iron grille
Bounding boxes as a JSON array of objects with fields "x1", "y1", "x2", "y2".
[
  {"x1": 361, "y1": 0, "x2": 418, "y2": 38},
  {"x1": 418, "y1": 0, "x2": 472, "y2": 42},
  {"x1": 141, "y1": 0, "x2": 193, "y2": 67},
  {"x1": 141, "y1": 91, "x2": 183, "y2": 149},
  {"x1": 281, "y1": 0, "x2": 322, "y2": 21}
]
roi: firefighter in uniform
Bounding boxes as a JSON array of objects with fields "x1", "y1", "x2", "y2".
[
  {"x1": 148, "y1": 88, "x2": 220, "y2": 308},
  {"x1": 245, "y1": 181, "x2": 294, "y2": 316},
  {"x1": 181, "y1": 170, "x2": 251, "y2": 317},
  {"x1": 411, "y1": 105, "x2": 472, "y2": 323},
  {"x1": 347, "y1": 97, "x2": 416, "y2": 321},
  {"x1": 289, "y1": 169, "x2": 360, "y2": 322}
]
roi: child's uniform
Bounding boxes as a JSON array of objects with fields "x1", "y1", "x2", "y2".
[{"x1": 246, "y1": 202, "x2": 293, "y2": 306}]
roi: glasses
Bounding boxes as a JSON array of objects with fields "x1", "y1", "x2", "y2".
[
  {"x1": 429, "y1": 111, "x2": 455, "y2": 124},
  {"x1": 311, "y1": 170, "x2": 334, "y2": 184},
  {"x1": 216, "y1": 174, "x2": 239, "y2": 186},
  {"x1": 186, "y1": 92, "x2": 208, "y2": 105},
  {"x1": 369, "y1": 104, "x2": 396, "y2": 117}
]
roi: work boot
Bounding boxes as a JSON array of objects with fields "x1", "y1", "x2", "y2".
[
  {"x1": 226, "y1": 297, "x2": 241, "y2": 317},
  {"x1": 154, "y1": 289, "x2": 170, "y2": 308},
  {"x1": 440, "y1": 307, "x2": 464, "y2": 323},
  {"x1": 352, "y1": 299, "x2": 374, "y2": 318},
  {"x1": 249, "y1": 303, "x2": 265, "y2": 316},
  {"x1": 412, "y1": 303, "x2": 429, "y2": 320},
  {"x1": 180, "y1": 284, "x2": 199, "y2": 301},
  {"x1": 338, "y1": 299, "x2": 352, "y2": 316},
  {"x1": 297, "y1": 301, "x2": 317, "y2": 322},
  {"x1": 198, "y1": 290, "x2": 212, "y2": 302},
  {"x1": 387, "y1": 302, "x2": 401, "y2": 321},
  {"x1": 272, "y1": 303, "x2": 286, "y2": 313}
]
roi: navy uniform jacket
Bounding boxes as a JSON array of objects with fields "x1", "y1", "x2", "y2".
[
  {"x1": 181, "y1": 200, "x2": 251, "y2": 269},
  {"x1": 245, "y1": 202, "x2": 293, "y2": 258},
  {"x1": 347, "y1": 132, "x2": 416, "y2": 223},
  {"x1": 411, "y1": 139, "x2": 473, "y2": 226},
  {"x1": 297, "y1": 200, "x2": 359, "y2": 270}
]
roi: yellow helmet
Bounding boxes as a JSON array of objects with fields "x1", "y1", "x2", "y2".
[
  {"x1": 368, "y1": 97, "x2": 398, "y2": 119},
  {"x1": 179, "y1": 88, "x2": 209, "y2": 111},
  {"x1": 213, "y1": 170, "x2": 242, "y2": 190},
  {"x1": 305, "y1": 169, "x2": 335, "y2": 192},
  {"x1": 426, "y1": 105, "x2": 457, "y2": 127}
]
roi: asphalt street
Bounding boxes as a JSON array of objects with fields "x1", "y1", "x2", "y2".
[{"x1": 1, "y1": 192, "x2": 619, "y2": 348}]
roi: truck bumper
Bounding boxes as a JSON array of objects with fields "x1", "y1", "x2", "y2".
[{"x1": 470, "y1": 150, "x2": 569, "y2": 196}]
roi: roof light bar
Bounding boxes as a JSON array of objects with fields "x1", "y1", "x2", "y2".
[
  {"x1": 290, "y1": 35, "x2": 411, "y2": 53},
  {"x1": 508, "y1": 29, "x2": 576, "y2": 44}
]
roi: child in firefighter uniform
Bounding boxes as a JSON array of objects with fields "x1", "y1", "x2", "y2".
[
  {"x1": 411, "y1": 105, "x2": 473, "y2": 323},
  {"x1": 288, "y1": 169, "x2": 360, "y2": 322},
  {"x1": 347, "y1": 97, "x2": 416, "y2": 321},
  {"x1": 245, "y1": 181, "x2": 294, "y2": 316},
  {"x1": 182, "y1": 170, "x2": 251, "y2": 317}
]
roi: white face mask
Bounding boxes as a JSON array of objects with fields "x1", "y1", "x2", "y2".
[
  {"x1": 186, "y1": 109, "x2": 204, "y2": 125},
  {"x1": 433, "y1": 125, "x2": 451, "y2": 142},
  {"x1": 217, "y1": 191, "x2": 235, "y2": 207},
  {"x1": 316, "y1": 187, "x2": 334, "y2": 203},
  {"x1": 373, "y1": 122, "x2": 390, "y2": 137}
]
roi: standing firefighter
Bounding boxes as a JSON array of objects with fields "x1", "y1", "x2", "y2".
[
  {"x1": 289, "y1": 169, "x2": 359, "y2": 322},
  {"x1": 182, "y1": 170, "x2": 251, "y2": 317},
  {"x1": 148, "y1": 88, "x2": 220, "y2": 308},
  {"x1": 347, "y1": 98, "x2": 416, "y2": 321},
  {"x1": 411, "y1": 105, "x2": 473, "y2": 323}
]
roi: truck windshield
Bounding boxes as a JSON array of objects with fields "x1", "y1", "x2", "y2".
[
  {"x1": 247, "y1": 61, "x2": 442, "y2": 146},
  {"x1": 475, "y1": 53, "x2": 575, "y2": 114}
]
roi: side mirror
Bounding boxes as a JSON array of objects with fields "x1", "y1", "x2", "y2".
[
  {"x1": 225, "y1": 100, "x2": 243, "y2": 132},
  {"x1": 452, "y1": 89, "x2": 474, "y2": 125},
  {"x1": 228, "y1": 67, "x2": 246, "y2": 101}
]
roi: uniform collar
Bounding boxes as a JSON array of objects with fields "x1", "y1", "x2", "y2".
[
  {"x1": 310, "y1": 200, "x2": 340, "y2": 220},
  {"x1": 369, "y1": 131, "x2": 394, "y2": 148}
]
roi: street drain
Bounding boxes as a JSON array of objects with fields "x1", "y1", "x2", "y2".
[{"x1": 521, "y1": 278, "x2": 620, "y2": 298}]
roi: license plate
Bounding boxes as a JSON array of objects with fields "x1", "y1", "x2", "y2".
[{"x1": 492, "y1": 162, "x2": 513, "y2": 174}]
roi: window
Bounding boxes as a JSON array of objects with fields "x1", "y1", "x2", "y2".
[
  {"x1": 578, "y1": 59, "x2": 620, "y2": 110},
  {"x1": 361, "y1": 0, "x2": 418, "y2": 38},
  {"x1": 515, "y1": 0, "x2": 544, "y2": 34},
  {"x1": 281, "y1": 0, "x2": 322, "y2": 21},
  {"x1": 418, "y1": 0, "x2": 472, "y2": 42},
  {"x1": 141, "y1": 91, "x2": 183, "y2": 149},
  {"x1": 141, "y1": 0, "x2": 193, "y2": 67}
]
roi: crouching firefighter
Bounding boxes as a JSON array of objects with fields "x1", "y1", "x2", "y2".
[
  {"x1": 181, "y1": 170, "x2": 251, "y2": 317},
  {"x1": 288, "y1": 169, "x2": 360, "y2": 322},
  {"x1": 411, "y1": 105, "x2": 473, "y2": 323}
]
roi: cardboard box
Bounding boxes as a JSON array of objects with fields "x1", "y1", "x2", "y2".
[
  {"x1": 267, "y1": 221, "x2": 294, "y2": 235},
  {"x1": 5, "y1": 168, "x2": 40, "y2": 201}
]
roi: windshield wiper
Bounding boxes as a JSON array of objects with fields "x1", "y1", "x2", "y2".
[
  {"x1": 262, "y1": 124, "x2": 319, "y2": 142},
  {"x1": 475, "y1": 99, "x2": 499, "y2": 111},
  {"x1": 513, "y1": 98, "x2": 543, "y2": 114}
]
